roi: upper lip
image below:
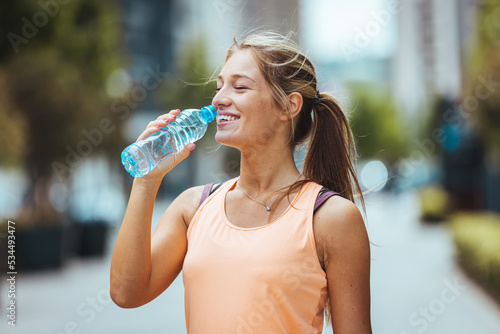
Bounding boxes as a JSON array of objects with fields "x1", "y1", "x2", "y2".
[{"x1": 217, "y1": 111, "x2": 240, "y2": 118}]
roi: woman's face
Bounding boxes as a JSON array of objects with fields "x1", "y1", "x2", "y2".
[{"x1": 212, "y1": 49, "x2": 284, "y2": 150}]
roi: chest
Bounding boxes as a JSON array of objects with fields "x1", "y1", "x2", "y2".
[
  {"x1": 187, "y1": 191, "x2": 326, "y2": 276},
  {"x1": 224, "y1": 190, "x2": 298, "y2": 229},
  {"x1": 184, "y1": 215, "x2": 324, "y2": 291},
  {"x1": 183, "y1": 193, "x2": 329, "y2": 333},
  {"x1": 223, "y1": 190, "x2": 325, "y2": 269}
]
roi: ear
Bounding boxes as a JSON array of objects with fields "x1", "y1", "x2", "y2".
[{"x1": 280, "y1": 92, "x2": 303, "y2": 121}]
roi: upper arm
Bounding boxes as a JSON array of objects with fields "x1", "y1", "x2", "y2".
[
  {"x1": 314, "y1": 197, "x2": 372, "y2": 334},
  {"x1": 146, "y1": 185, "x2": 204, "y2": 303}
]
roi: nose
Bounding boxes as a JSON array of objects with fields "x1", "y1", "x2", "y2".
[{"x1": 212, "y1": 87, "x2": 231, "y2": 110}]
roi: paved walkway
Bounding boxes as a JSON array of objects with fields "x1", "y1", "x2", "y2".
[
  {"x1": 368, "y1": 190, "x2": 500, "y2": 334},
  {"x1": 1, "y1": 190, "x2": 500, "y2": 333}
]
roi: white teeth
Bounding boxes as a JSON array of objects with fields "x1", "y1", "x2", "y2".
[{"x1": 217, "y1": 115, "x2": 239, "y2": 122}]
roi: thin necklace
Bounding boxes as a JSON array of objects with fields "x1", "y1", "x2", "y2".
[{"x1": 236, "y1": 174, "x2": 302, "y2": 212}]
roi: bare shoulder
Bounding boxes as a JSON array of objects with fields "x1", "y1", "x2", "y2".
[
  {"x1": 313, "y1": 195, "x2": 372, "y2": 332},
  {"x1": 313, "y1": 195, "x2": 369, "y2": 254},
  {"x1": 172, "y1": 184, "x2": 206, "y2": 228}
]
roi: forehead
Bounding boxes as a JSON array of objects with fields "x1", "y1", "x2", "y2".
[{"x1": 218, "y1": 49, "x2": 262, "y2": 81}]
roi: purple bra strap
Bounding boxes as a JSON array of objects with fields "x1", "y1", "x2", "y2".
[
  {"x1": 199, "y1": 183, "x2": 214, "y2": 207},
  {"x1": 314, "y1": 187, "x2": 341, "y2": 213},
  {"x1": 199, "y1": 182, "x2": 225, "y2": 207}
]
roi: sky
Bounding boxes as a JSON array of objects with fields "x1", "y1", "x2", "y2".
[{"x1": 301, "y1": 0, "x2": 399, "y2": 63}]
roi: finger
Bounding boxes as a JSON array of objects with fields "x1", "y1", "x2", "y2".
[
  {"x1": 153, "y1": 143, "x2": 195, "y2": 176},
  {"x1": 136, "y1": 126, "x2": 161, "y2": 142},
  {"x1": 148, "y1": 118, "x2": 173, "y2": 129},
  {"x1": 145, "y1": 115, "x2": 178, "y2": 135},
  {"x1": 156, "y1": 113, "x2": 178, "y2": 124},
  {"x1": 138, "y1": 109, "x2": 181, "y2": 141},
  {"x1": 174, "y1": 144, "x2": 196, "y2": 164},
  {"x1": 156, "y1": 109, "x2": 181, "y2": 121}
]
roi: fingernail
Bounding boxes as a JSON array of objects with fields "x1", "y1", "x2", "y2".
[
  {"x1": 176, "y1": 109, "x2": 181, "y2": 112},
  {"x1": 163, "y1": 120, "x2": 169, "y2": 123},
  {"x1": 155, "y1": 126, "x2": 160, "y2": 129},
  {"x1": 172, "y1": 115, "x2": 177, "y2": 119},
  {"x1": 190, "y1": 145, "x2": 196, "y2": 152}
]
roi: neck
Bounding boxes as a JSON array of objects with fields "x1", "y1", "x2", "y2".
[{"x1": 237, "y1": 144, "x2": 301, "y2": 197}]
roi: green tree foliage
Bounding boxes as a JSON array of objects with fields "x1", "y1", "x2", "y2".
[
  {"x1": 157, "y1": 37, "x2": 217, "y2": 147},
  {"x1": 0, "y1": 0, "x2": 126, "y2": 224},
  {"x1": 0, "y1": 0, "x2": 125, "y2": 175},
  {"x1": 0, "y1": 71, "x2": 27, "y2": 167},
  {"x1": 158, "y1": 38, "x2": 214, "y2": 112},
  {"x1": 348, "y1": 85, "x2": 409, "y2": 165},
  {"x1": 465, "y1": 0, "x2": 500, "y2": 152}
]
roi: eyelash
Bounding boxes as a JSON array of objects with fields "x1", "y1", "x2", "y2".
[{"x1": 213, "y1": 86, "x2": 248, "y2": 92}]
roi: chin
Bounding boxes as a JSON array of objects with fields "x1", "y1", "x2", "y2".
[{"x1": 215, "y1": 132, "x2": 242, "y2": 150}]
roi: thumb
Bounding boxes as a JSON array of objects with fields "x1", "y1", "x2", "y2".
[
  {"x1": 176, "y1": 144, "x2": 196, "y2": 161},
  {"x1": 155, "y1": 143, "x2": 196, "y2": 176}
]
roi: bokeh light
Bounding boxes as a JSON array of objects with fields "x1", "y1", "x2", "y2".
[{"x1": 361, "y1": 160, "x2": 389, "y2": 192}]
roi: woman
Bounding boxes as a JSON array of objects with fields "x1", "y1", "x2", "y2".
[{"x1": 110, "y1": 32, "x2": 372, "y2": 333}]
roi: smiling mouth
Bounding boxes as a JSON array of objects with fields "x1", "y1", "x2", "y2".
[{"x1": 216, "y1": 115, "x2": 240, "y2": 123}]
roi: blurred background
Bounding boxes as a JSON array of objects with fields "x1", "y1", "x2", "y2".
[{"x1": 0, "y1": 0, "x2": 499, "y2": 333}]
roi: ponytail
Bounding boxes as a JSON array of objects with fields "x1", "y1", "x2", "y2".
[
  {"x1": 269, "y1": 91, "x2": 366, "y2": 225},
  {"x1": 305, "y1": 93, "x2": 366, "y2": 213}
]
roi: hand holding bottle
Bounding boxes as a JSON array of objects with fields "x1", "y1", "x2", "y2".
[
  {"x1": 128, "y1": 109, "x2": 195, "y2": 180},
  {"x1": 121, "y1": 106, "x2": 216, "y2": 180}
]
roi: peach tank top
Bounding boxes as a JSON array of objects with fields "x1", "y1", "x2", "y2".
[{"x1": 182, "y1": 177, "x2": 328, "y2": 334}]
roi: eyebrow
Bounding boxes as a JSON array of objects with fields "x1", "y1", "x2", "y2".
[{"x1": 216, "y1": 73, "x2": 256, "y2": 82}]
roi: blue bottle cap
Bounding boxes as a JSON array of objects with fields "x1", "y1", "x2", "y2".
[{"x1": 201, "y1": 105, "x2": 217, "y2": 123}]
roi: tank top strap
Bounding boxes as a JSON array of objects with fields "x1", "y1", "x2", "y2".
[
  {"x1": 188, "y1": 177, "x2": 238, "y2": 238},
  {"x1": 314, "y1": 187, "x2": 341, "y2": 213},
  {"x1": 199, "y1": 182, "x2": 225, "y2": 207},
  {"x1": 199, "y1": 183, "x2": 213, "y2": 207}
]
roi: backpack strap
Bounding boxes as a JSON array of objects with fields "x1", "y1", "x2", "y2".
[
  {"x1": 199, "y1": 182, "x2": 224, "y2": 207},
  {"x1": 314, "y1": 187, "x2": 341, "y2": 213}
]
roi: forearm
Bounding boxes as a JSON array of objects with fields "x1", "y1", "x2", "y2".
[{"x1": 110, "y1": 177, "x2": 162, "y2": 307}]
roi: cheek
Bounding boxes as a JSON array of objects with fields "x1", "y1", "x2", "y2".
[
  {"x1": 246, "y1": 113, "x2": 282, "y2": 145},
  {"x1": 254, "y1": 126, "x2": 277, "y2": 145}
]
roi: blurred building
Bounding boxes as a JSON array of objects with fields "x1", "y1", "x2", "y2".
[
  {"x1": 393, "y1": 0, "x2": 492, "y2": 210},
  {"x1": 120, "y1": 0, "x2": 175, "y2": 109},
  {"x1": 176, "y1": 0, "x2": 300, "y2": 67},
  {"x1": 393, "y1": 0, "x2": 478, "y2": 129}
]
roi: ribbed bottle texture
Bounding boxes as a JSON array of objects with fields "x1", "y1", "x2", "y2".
[{"x1": 121, "y1": 105, "x2": 216, "y2": 178}]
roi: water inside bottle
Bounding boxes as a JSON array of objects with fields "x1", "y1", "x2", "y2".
[{"x1": 121, "y1": 107, "x2": 214, "y2": 177}]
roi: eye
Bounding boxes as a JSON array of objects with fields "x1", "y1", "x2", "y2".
[
  {"x1": 235, "y1": 86, "x2": 248, "y2": 90},
  {"x1": 214, "y1": 87, "x2": 221, "y2": 92}
]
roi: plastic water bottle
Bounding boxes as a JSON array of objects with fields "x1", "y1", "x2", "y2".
[{"x1": 121, "y1": 105, "x2": 217, "y2": 178}]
